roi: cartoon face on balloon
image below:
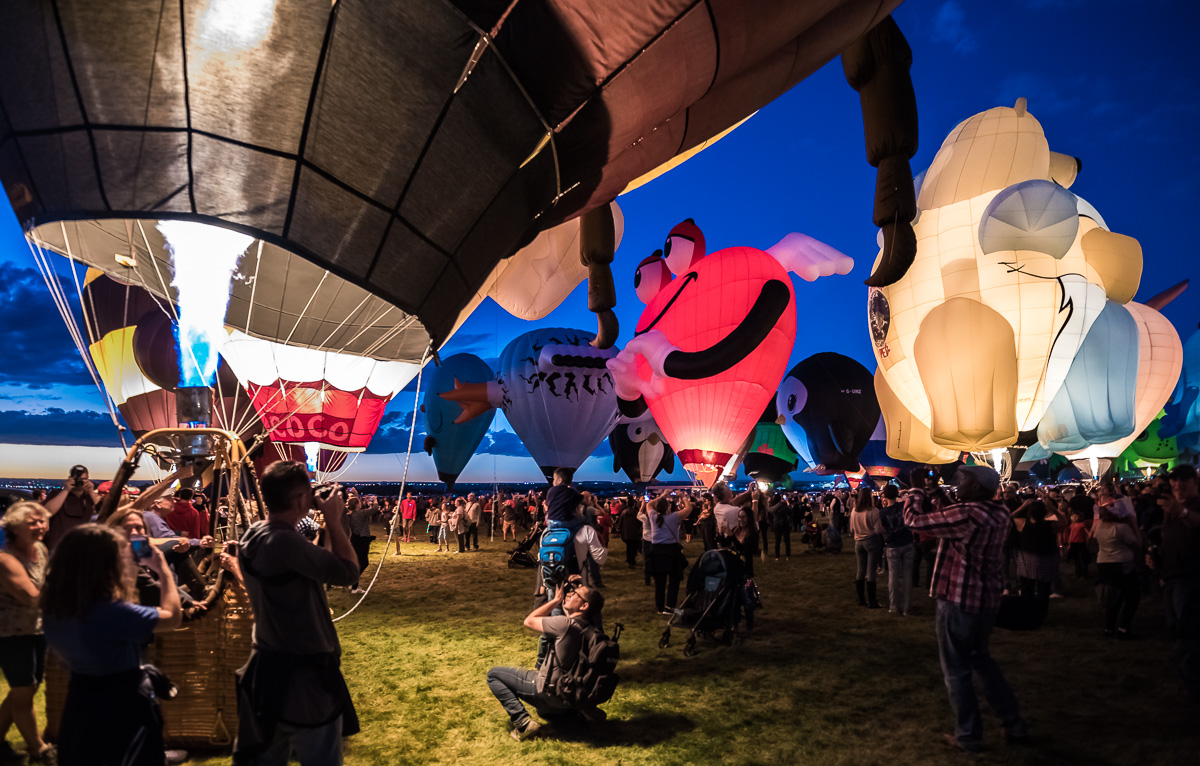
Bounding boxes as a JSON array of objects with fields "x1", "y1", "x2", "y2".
[
  {"x1": 607, "y1": 219, "x2": 852, "y2": 480},
  {"x1": 870, "y1": 99, "x2": 1158, "y2": 462}
]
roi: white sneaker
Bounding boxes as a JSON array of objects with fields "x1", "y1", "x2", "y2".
[{"x1": 351, "y1": 588, "x2": 367, "y2": 595}]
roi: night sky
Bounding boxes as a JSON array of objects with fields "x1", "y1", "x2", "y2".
[{"x1": 1, "y1": 0, "x2": 1196, "y2": 483}]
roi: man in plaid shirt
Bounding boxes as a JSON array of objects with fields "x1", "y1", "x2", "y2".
[{"x1": 904, "y1": 465, "x2": 1028, "y2": 752}]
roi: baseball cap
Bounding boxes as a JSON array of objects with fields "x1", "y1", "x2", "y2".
[{"x1": 955, "y1": 465, "x2": 1001, "y2": 496}]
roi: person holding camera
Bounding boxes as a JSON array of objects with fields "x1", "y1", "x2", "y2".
[
  {"x1": 42, "y1": 464, "x2": 101, "y2": 550},
  {"x1": 233, "y1": 461, "x2": 361, "y2": 765},
  {"x1": 486, "y1": 580, "x2": 606, "y2": 741},
  {"x1": 41, "y1": 523, "x2": 182, "y2": 766},
  {"x1": 903, "y1": 465, "x2": 1026, "y2": 753},
  {"x1": 0, "y1": 502, "x2": 53, "y2": 763}
]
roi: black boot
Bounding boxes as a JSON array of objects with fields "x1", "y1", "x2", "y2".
[
  {"x1": 855, "y1": 579, "x2": 867, "y2": 606},
  {"x1": 867, "y1": 580, "x2": 882, "y2": 609}
]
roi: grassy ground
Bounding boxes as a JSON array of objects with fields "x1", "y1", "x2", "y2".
[{"x1": 8, "y1": 524, "x2": 1199, "y2": 765}]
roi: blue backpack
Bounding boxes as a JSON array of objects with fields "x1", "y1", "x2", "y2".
[{"x1": 538, "y1": 527, "x2": 576, "y2": 589}]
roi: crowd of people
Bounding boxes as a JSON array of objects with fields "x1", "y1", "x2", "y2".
[{"x1": 0, "y1": 457, "x2": 1196, "y2": 764}]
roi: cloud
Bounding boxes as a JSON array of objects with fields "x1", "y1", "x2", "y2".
[
  {"x1": 363, "y1": 409, "x2": 415, "y2": 453},
  {"x1": 930, "y1": 1, "x2": 977, "y2": 55},
  {"x1": 479, "y1": 429, "x2": 527, "y2": 456},
  {"x1": 0, "y1": 407, "x2": 124, "y2": 447},
  {"x1": 0, "y1": 264, "x2": 93, "y2": 388}
]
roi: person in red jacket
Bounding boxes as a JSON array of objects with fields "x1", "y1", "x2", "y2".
[{"x1": 164, "y1": 489, "x2": 206, "y2": 540}]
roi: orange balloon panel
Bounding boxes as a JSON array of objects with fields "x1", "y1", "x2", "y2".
[{"x1": 634, "y1": 246, "x2": 796, "y2": 472}]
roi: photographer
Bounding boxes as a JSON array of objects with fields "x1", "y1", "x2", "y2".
[
  {"x1": 233, "y1": 461, "x2": 361, "y2": 765},
  {"x1": 42, "y1": 464, "x2": 101, "y2": 550},
  {"x1": 486, "y1": 581, "x2": 606, "y2": 741}
]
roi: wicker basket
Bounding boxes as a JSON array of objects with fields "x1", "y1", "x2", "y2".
[{"x1": 44, "y1": 581, "x2": 254, "y2": 749}]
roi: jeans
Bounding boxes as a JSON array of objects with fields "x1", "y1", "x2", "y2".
[
  {"x1": 885, "y1": 544, "x2": 915, "y2": 614},
  {"x1": 468, "y1": 522, "x2": 479, "y2": 549},
  {"x1": 241, "y1": 715, "x2": 343, "y2": 766},
  {"x1": 854, "y1": 535, "x2": 883, "y2": 582},
  {"x1": 1163, "y1": 576, "x2": 1200, "y2": 701},
  {"x1": 456, "y1": 531, "x2": 467, "y2": 553},
  {"x1": 935, "y1": 599, "x2": 1024, "y2": 747},
  {"x1": 485, "y1": 667, "x2": 562, "y2": 724},
  {"x1": 1068, "y1": 542, "x2": 1089, "y2": 578}
]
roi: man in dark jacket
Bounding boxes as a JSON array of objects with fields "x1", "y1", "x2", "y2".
[{"x1": 1157, "y1": 464, "x2": 1200, "y2": 702}]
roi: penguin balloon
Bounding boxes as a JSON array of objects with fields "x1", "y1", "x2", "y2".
[
  {"x1": 609, "y1": 410, "x2": 675, "y2": 485},
  {"x1": 422, "y1": 353, "x2": 496, "y2": 488},
  {"x1": 776, "y1": 352, "x2": 881, "y2": 474}
]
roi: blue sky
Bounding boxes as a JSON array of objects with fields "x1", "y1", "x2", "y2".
[{"x1": 1, "y1": 0, "x2": 1197, "y2": 482}]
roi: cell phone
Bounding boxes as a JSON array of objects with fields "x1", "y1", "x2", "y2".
[{"x1": 130, "y1": 535, "x2": 153, "y2": 560}]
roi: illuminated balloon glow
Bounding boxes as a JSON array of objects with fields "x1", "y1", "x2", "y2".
[
  {"x1": 220, "y1": 330, "x2": 419, "y2": 455},
  {"x1": 870, "y1": 99, "x2": 1151, "y2": 462},
  {"x1": 1161, "y1": 326, "x2": 1200, "y2": 451},
  {"x1": 608, "y1": 220, "x2": 851, "y2": 484}
]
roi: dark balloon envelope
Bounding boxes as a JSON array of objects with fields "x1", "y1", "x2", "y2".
[
  {"x1": 776, "y1": 352, "x2": 880, "y2": 474},
  {"x1": 0, "y1": 0, "x2": 902, "y2": 354}
]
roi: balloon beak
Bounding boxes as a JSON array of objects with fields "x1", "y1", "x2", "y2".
[{"x1": 648, "y1": 433, "x2": 660, "y2": 446}]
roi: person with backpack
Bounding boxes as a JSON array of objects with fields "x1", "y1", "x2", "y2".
[{"x1": 486, "y1": 582, "x2": 613, "y2": 740}]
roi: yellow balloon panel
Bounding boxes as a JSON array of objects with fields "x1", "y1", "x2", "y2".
[{"x1": 874, "y1": 368, "x2": 960, "y2": 464}]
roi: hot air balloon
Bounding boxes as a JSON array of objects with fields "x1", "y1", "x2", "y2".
[
  {"x1": 442, "y1": 328, "x2": 618, "y2": 480},
  {"x1": 422, "y1": 354, "x2": 496, "y2": 488},
  {"x1": 2, "y1": 1, "x2": 913, "y2": 355},
  {"x1": 219, "y1": 330, "x2": 419, "y2": 471},
  {"x1": 741, "y1": 422, "x2": 799, "y2": 486},
  {"x1": 609, "y1": 411, "x2": 675, "y2": 486},
  {"x1": 870, "y1": 99, "x2": 1150, "y2": 462},
  {"x1": 606, "y1": 220, "x2": 850, "y2": 486},
  {"x1": 776, "y1": 353, "x2": 880, "y2": 474},
  {"x1": 78, "y1": 270, "x2": 176, "y2": 439}
]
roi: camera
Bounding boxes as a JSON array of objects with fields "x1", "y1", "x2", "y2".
[
  {"x1": 69, "y1": 464, "x2": 87, "y2": 487},
  {"x1": 313, "y1": 482, "x2": 348, "y2": 502}
]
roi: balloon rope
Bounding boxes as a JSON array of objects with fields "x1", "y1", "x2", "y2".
[
  {"x1": 27, "y1": 232, "x2": 127, "y2": 448},
  {"x1": 333, "y1": 344, "x2": 430, "y2": 623}
]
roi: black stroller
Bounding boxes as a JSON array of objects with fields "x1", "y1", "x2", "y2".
[
  {"x1": 506, "y1": 525, "x2": 541, "y2": 569},
  {"x1": 659, "y1": 546, "x2": 760, "y2": 655}
]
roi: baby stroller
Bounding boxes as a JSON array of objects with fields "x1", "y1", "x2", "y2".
[
  {"x1": 659, "y1": 546, "x2": 759, "y2": 655},
  {"x1": 506, "y1": 525, "x2": 541, "y2": 569}
]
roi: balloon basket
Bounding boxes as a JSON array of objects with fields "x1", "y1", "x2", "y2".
[{"x1": 43, "y1": 427, "x2": 267, "y2": 750}]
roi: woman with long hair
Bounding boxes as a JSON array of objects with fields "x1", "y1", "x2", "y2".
[
  {"x1": 734, "y1": 506, "x2": 760, "y2": 578},
  {"x1": 850, "y1": 487, "x2": 884, "y2": 608},
  {"x1": 41, "y1": 524, "x2": 182, "y2": 766},
  {"x1": 0, "y1": 502, "x2": 53, "y2": 763}
]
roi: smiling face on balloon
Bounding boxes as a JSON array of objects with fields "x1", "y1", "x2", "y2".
[{"x1": 629, "y1": 220, "x2": 796, "y2": 473}]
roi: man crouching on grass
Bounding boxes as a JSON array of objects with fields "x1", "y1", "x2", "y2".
[{"x1": 486, "y1": 581, "x2": 605, "y2": 740}]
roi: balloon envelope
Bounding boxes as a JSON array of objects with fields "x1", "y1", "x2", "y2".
[
  {"x1": 777, "y1": 353, "x2": 879, "y2": 474},
  {"x1": 423, "y1": 354, "x2": 496, "y2": 487},
  {"x1": 497, "y1": 328, "x2": 618, "y2": 479}
]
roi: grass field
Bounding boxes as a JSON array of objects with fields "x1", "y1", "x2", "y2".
[{"x1": 8, "y1": 524, "x2": 1199, "y2": 765}]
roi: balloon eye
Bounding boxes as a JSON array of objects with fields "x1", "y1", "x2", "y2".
[
  {"x1": 787, "y1": 394, "x2": 796, "y2": 412},
  {"x1": 633, "y1": 269, "x2": 642, "y2": 289},
  {"x1": 663, "y1": 239, "x2": 672, "y2": 258},
  {"x1": 663, "y1": 236, "x2": 695, "y2": 276}
]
